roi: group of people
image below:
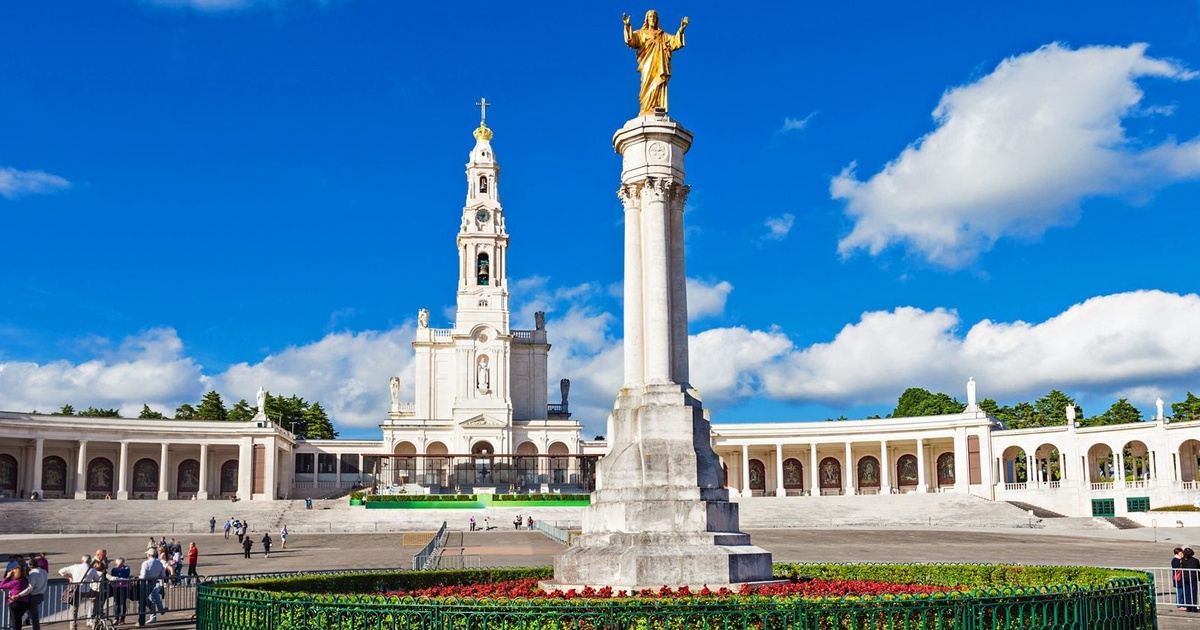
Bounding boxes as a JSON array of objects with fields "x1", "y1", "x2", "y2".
[
  {"x1": 0, "y1": 553, "x2": 48, "y2": 630},
  {"x1": 467, "y1": 515, "x2": 536, "y2": 532},
  {"x1": 513, "y1": 514, "x2": 535, "y2": 531},
  {"x1": 0, "y1": 544, "x2": 188, "y2": 629},
  {"x1": 223, "y1": 516, "x2": 288, "y2": 559},
  {"x1": 1173, "y1": 546, "x2": 1200, "y2": 612}
]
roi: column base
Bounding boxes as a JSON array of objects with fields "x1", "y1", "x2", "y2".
[
  {"x1": 157, "y1": 491, "x2": 170, "y2": 500},
  {"x1": 116, "y1": 490, "x2": 129, "y2": 500},
  {"x1": 197, "y1": 491, "x2": 209, "y2": 500},
  {"x1": 74, "y1": 490, "x2": 87, "y2": 500},
  {"x1": 774, "y1": 488, "x2": 786, "y2": 498}
]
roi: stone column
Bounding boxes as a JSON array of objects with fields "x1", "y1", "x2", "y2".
[
  {"x1": 335, "y1": 453, "x2": 343, "y2": 488},
  {"x1": 74, "y1": 440, "x2": 88, "y2": 500},
  {"x1": 740, "y1": 444, "x2": 750, "y2": 497},
  {"x1": 1115, "y1": 450, "x2": 1126, "y2": 489},
  {"x1": 809, "y1": 445, "x2": 819, "y2": 496},
  {"x1": 157, "y1": 443, "x2": 170, "y2": 500},
  {"x1": 640, "y1": 180, "x2": 672, "y2": 384},
  {"x1": 263, "y1": 440, "x2": 278, "y2": 500},
  {"x1": 843, "y1": 443, "x2": 854, "y2": 495},
  {"x1": 237, "y1": 439, "x2": 253, "y2": 501},
  {"x1": 1058, "y1": 449, "x2": 1068, "y2": 484},
  {"x1": 620, "y1": 187, "x2": 644, "y2": 387},
  {"x1": 774, "y1": 444, "x2": 785, "y2": 497},
  {"x1": 197, "y1": 444, "x2": 209, "y2": 500},
  {"x1": 31, "y1": 438, "x2": 43, "y2": 497},
  {"x1": 668, "y1": 186, "x2": 690, "y2": 385},
  {"x1": 116, "y1": 441, "x2": 130, "y2": 500},
  {"x1": 880, "y1": 440, "x2": 890, "y2": 494},
  {"x1": 953, "y1": 427, "x2": 969, "y2": 491},
  {"x1": 916, "y1": 438, "x2": 927, "y2": 493}
]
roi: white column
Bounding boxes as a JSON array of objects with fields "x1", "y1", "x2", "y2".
[
  {"x1": 31, "y1": 438, "x2": 44, "y2": 497},
  {"x1": 916, "y1": 438, "x2": 927, "y2": 493},
  {"x1": 1058, "y1": 449, "x2": 1067, "y2": 484},
  {"x1": 668, "y1": 190, "x2": 689, "y2": 385},
  {"x1": 774, "y1": 443, "x2": 786, "y2": 497},
  {"x1": 197, "y1": 443, "x2": 209, "y2": 500},
  {"x1": 263, "y1": 440, "x2": 278, "y2": 500},
  {"x1": 1175, "y1": 453, "x2": 1182, "y2": 483},
  {"x1": 953, "y1": 428, "x2": 969, "y2": 491},
  {"x1": 621, "y1": 188, "x2": 644, "y2": 387},
  {"x1": 740, "y1": 444, "x2": 750, "y2": 497},
  {"x1": 640, "y1": 182, "x2": 672, "y2": 384},
  {"x1": 237, "y1": 438, "x2": 254, "y2": 501},
  {"x1": 809, "y1": 444, "x2": 819, "y2": 497},
  {"x1": 843, "y1": 442, "x2": 854, "y2": 495},
  {"x1": 880, "y1": 440, "x2": 890, "y2": 494},
  {"x1": 1115, "y1": 450, "x2": 1126, "y2": 489},
  {"x1": 74, "y1": 440, "x2": 88, "y2": 499},
  {"x1": 157, "y1": 443, "x2": 170, "y2": 500},
  {"x1": 116, "y1": 441, "x2": 130, "y2": 500},
  {"x1": 335, "y1": 453, "x2": 342, "y2": 487}
]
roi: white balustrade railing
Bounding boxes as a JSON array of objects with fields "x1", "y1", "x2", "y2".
[
  {"x1": 1091, "y1": 482, "x2": 1114, "y2": 491},
  {"x1": 1184, "y1": 481, "x2": 1198, "y2": 490},
  {"x1": 1004, "y1": 482, "x2": 1027, "y2": 491}
]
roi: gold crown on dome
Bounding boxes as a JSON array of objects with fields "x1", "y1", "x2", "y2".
[{"x1": 473, "y1": 122, "x2": 493, "y2": 141}]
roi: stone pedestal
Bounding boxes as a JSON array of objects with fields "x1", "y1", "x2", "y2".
[{"x1": 548, "y1": 113, "x2": 773, "y2": 591}]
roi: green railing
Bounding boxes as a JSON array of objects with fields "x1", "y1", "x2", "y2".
[{"x1": 195, "y1": 566, "x2": 1156, "y2": 630}]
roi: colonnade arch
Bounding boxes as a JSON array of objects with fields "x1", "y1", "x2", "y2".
[
  {"x1": 1000, "y1": 446, "x2": 1026, "y2": 484},
  {"x1": 1181, "y1": 439, "x2": 1200, "y2": 482},
  {"x1": 1123, "y1": 440, "x2": 1151, "y2": 481},
  {"x1": 0, "y1": 454, "x2": 17, "y2": 495},
  {"x1": 86, "y1": 457, "x2": 114, "y2": 496},
  {"x1": 857, "y1": 456, "x2": 881, "y2": 491},
  {"x1": 1087, "y1": 444, "x2": 1115, "y2": 483}
]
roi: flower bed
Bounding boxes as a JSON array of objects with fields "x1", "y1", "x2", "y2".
[{"x1": 197, "y1": 564, "x2": 1156, "y2": 630}]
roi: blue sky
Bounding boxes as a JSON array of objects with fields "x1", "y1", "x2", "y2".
[{"x1": 2, "y1": 1, "x2": 1200, "y2": 438}]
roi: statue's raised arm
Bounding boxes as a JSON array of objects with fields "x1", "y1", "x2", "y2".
[{"x1": 623, "y1": 9, "x2": 688, "y2": 115}]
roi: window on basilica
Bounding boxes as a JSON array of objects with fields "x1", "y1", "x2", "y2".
[
  {"x1": 477, "y1": 253, "x2": 490, "y2": 286},
  {"x1": 479, "y1": 175, "x2": 488, "y2": 194}
]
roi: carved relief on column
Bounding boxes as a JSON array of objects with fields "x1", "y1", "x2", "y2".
[
  {"x1": 617, "y1": 182, "x2": 643, "y2": 207},
  {"x1": 640, "y1": 176, "x2": 684, "y2": 204}
]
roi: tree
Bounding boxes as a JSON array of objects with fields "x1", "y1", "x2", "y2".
[
  {"x1": 304, "y1": 402, "x2": 338, "y2": 439},
  {"x1": 138, "y1": 404, "x2": 165, "y2": 419},
  {"x1": 78, "y1": 406, "x2": 120, "y2": 417},
  {"x1": 228, "y1": 399, "x2": 255, "y2": 422},
  {"x1": 1172, "y1": 392, "x2": 1200, "y2": 422},
  {"x1": 1086, "y1": 398, "x2": 1143, "y2": 427},
  {"x1": 174, "y1": 404, "x2": 197, "y2": 420},
  {"x1": 195, "y1": 390, "x2": 228, "y2": 421},
  {"x1": 1032, "y1": 390, "x2": 1080, "y2": 426},
  {"x1": 890, "y1": 388, "x2": 965, "y2": 418},
  {"x1": 266, "y1": 393, "x2": 309, "y2": 435},
  {"x1": 57, "y1": 404, "x2": 76, "y2": 416}
]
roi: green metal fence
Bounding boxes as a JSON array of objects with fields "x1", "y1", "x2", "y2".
[{"x1": 196, "y1": 573, "x2": 1155, "y2": 630}]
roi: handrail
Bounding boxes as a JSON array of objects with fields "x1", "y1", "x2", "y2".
[{"x1": 412, "y1": 520, "x2": 449, "y2": 570}]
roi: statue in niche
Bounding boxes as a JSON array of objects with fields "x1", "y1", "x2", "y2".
[
  {"x1": 477, "y1": 254, "x2": 490, "y2": 286},
  {"x1": 622, "y1": 10, "x2": 689, "y2": 115},
  {"x1": 256, "y1": 386, "x2": 267, "y2": 417},
  {"x1": 418, "y1": 308, "x2": 429, "y2": 328},
  {"x1": 535, "y1": 310, "x2": 545, "y2": 330},
  {"x1": 389, "y1": 376, "x2": 401, "y2": 413},
  {"x1": 477, "y1": 356, "x2": 491, "y2": 393}
]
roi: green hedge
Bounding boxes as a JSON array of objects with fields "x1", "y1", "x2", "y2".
[
  {"x1": 775, "y1": 562, "x2": 1150, "y2": 588},
  {"x1": 493, "y1": 493, "x2": 590, "y2": 502},
  {"x1": 1150, "y1": 504, "x2": 1200, "y2": 512}
]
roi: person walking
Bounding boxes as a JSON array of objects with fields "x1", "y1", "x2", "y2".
[
  {"x1": 280, "y1": 525, "x2": 289, "y2": 549},
  {"x1": 236, "y1": 523, "x2": 245, "y2": 544},
  {"x1": 186, "y1": 542, "x2": 199, "y2": 577},
  {"x1": 527, "y1": 516, "x2": 534, "y2": 531},
  {"x1": 108, "y1": 558, "x2": 130, "y2": 626},
  {"x1": 0, "y1": 564, "x2": 30, "y2": 630},
  {"x1": 223, "y1": 518, "x2": 231, "y2": 540},
  {"x1": 513, "y1": 515, "x2": 521, "y2": 531},
  {"x1": 261, "y1": 532, "x2": 273, "y2": 558},
  {"x1": 242, "y1": 533, "x2": 253, "y2": 559},
  {"x1": 137, "y1": 549, "x2": 167, "y2": 626},
  {"x1": 1174, "y1": 547, "x2": 1186, "y2": 610},
  {"x1": 1184, "y1": 547, "x2": 1200, "y2": 613},
  {"x1": 208, "y1": 516, "x2": 216, "y2": 535},
  {"x1": 59, "y1": 554, "x2": 99, "y2": 630},
  {"x1": 469, "y1": 516, "x2": 476, "y2": 532},
  {"x1": 18, "y1": 557, "x2": 47, "y2": 630}
]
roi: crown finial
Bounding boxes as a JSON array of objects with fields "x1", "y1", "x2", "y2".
[{"x1": 473, "y1": 97, "x2": 493, "y2": 141}]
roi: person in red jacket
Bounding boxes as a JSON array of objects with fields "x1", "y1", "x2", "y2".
[{"x1": 186, "y1": 542, "x2": 199, "y2": 577}]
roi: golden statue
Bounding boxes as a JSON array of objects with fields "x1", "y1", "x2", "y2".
[{"x1": 623, "y1": 10, "x2": 689, "y2": 116}]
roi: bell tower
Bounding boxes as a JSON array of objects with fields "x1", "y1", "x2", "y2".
[{"x1": 455, "y1": 97, "x2": 510, "y2": 333}]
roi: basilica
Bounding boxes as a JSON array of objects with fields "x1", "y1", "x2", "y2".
[{"x1": 1, "y1": 117, "x2": 1199, "y2": 520}]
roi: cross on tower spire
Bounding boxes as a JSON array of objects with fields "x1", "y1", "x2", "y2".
[{"x1": 476, "y1": 97, "x2": 491, "y2": 125}]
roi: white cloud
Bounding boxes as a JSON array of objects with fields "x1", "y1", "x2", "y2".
[
  {"x1": 834, "y1": 43, "x2": 1200, "y2": 267},
  {"x1": 779, "y1": 112, "x2": 816, "y2": 133},
  {"x1": 686, "y1": 278, "x2": 733, "y2": 321},
  {"x1": 762, "y1": 213, "x2": 795, "y2": 241},
  {"x1": 0, "y1": 167, "x2": 70, "y2": 200}
]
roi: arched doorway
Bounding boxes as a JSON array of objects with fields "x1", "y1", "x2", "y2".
[
  {"x1": 896, "y1": 454, "x2": 919, "y2": 489},
  {"x1": 818, "y1": 457, "x2": 842, "y2": 495},
  {"x1": 219, "y1": 460, "x2": 238, "y2": 496},
  {"x1": 548, "y1": 441, "x2": 570, "y2": 485},
  {"x1": 177, "y1": 459, "x2": 200, "y2": 495},
  {"x1": 857, "y1": 456, "x2": 881, "y2": 492},
  {"x1": 133, "y1": 458, "x2": 159, "y2": 497},
  {"x1": 393, "y1": 441, "x2": 417, "y2": 486},
  {"x1": 425, "y1": 441, "x2": 449, "y2": 488},
  {"x1": 0, "y1": 454, "x2": 17, "y2": 496},
  {"x1": 1180, "y1": 439, "x2": 1200, "y2": 483},
  {"x1": 782, "y1": 458, "x2": 803, "y2": 493},
  {"x1": 748, "y1": 459, "x2": 766, "y2": 494},
  {"x1": 1123, "y1": 440, "x2": 1151, "y2": 483},
  {"x1": 42, "y1": 456, "x2": 67, "y2": 496},
  {"x1": 515, "y1": 441, "x2": 539, "y2": 489},
  {"x1": 1087, "y1": 444, "x2": 1115, "y2": 484},
  {"x1": 1000, "y1": 446, "x2": 1026, "y2": 484},
  {"x1": 86, "y1": 457, "x2": 114, "y2": 496},
  {"x1": 936, "y1": 452, "x2": 955, "y2": 487}
]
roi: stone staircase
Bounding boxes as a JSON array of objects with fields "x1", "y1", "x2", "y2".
[{"x1": 1005, "y1": 501, "x2": 1068, "y2": 518}]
